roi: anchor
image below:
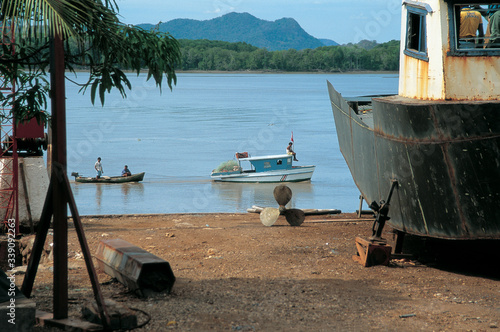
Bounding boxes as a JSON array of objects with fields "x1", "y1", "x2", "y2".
[{"x1": 353, "y1": 180, "x2": 398, "y2": 267}]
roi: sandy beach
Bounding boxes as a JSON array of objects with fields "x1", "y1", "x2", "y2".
[{"x1": 14, "y1": 212, "x2": 498, "y2": 331}]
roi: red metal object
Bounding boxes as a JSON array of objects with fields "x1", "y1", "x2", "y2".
[
  {"x1": 16, "y1": 118, "x2": 44, "y2": 139},
  {"x1": 95, "y1": 238, "x2": 176, "y2": 296},
  {"x1": 16, "y1": 118, "x2": 46, "y2": 155}
]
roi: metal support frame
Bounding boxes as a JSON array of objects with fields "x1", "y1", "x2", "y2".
[
  {"x1": 353, "y1": 180, "x2": 399, "y2": 267},
  {"x1": 369, "y1": 180, "x2": 399, "y2": 242},
  {"x1": 21, "y1": 163, "x2": 111, "y2": 329},
  {"x1": 0, "y1": 25, "x2": 19, "y2": 234}
]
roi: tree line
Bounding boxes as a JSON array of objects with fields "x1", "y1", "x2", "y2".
[{"x1": 177, "y1": 39, "x2": 400, "y2": 72}]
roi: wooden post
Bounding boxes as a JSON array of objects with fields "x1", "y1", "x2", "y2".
[
  {"x1": 50, "y1": 33, "x2": 68, "y2": 320},
  {"x1": 357, "y1": 195, "x2": 363, "y2": 218}
]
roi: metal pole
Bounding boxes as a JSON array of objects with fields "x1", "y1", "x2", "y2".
[
  {"x1": 50, "y1": 33, "x2": 68, "y2": 320},
  {"x1": 357, "y1": 195, "x2": 363, "y2": 218}
]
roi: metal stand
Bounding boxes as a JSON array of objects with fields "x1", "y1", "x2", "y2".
[
  {"x1": 369, "y1": 180, "x2": 399, "y2": 242},
  {"x1": 0, "y1": 26, "x2": 19, "y2": 233},
  {"x1": 357, "y1": 195, "x2": 363, "y2": 218},
  {"x1": 353, "y1": 180, "x2": 399, "y2": 267}
]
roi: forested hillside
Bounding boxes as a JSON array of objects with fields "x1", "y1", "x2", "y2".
[
  {"x1": 138, "y1": 12, "x2": 326, "y2": 51},
  {"x1": 178, "y1": 39, "x2": 400, "y2": 72}
]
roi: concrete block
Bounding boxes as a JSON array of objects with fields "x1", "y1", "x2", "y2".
[
  {"x1": 0, "y1": 297, "x2": 36, "y2": 331},
  {"x1": 18, "y1": 157, "x2": 50, "y2": 230}
]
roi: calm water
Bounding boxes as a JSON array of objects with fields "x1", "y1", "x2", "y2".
[{"x1": 65, "y1": 73, "x2": 398, "y2": 215}]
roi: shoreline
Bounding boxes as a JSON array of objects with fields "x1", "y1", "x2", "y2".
[
  {"x1": 68, "y1": 212, "x2": 251, "y2": 220},
  {"x1": 72, "y1": 68, "x2": 398, "y2": 75},
  {"x1": 176, "y1": 70, "x2": 399, "y2": 75}
]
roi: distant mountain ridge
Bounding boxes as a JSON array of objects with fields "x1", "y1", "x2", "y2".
[{"x1": 138, "y1": 12, "x2": 338, "y2": 51}]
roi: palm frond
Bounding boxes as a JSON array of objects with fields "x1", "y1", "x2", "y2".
[{"x1": 1, "y1": 0, "x2": 120, "y2": 40}]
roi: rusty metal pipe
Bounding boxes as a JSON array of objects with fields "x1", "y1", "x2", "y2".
[{"x1": 95, "y1": 239, "x2": 175, "y2": 296}]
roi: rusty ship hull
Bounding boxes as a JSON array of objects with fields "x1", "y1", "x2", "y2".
[{"x1": 328, "y1": 81, "x2": 500, "y2": 240}]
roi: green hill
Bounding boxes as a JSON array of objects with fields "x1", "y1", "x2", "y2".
[{"x1": 138, "y1": 12, "x2": 329, "y2": 51}]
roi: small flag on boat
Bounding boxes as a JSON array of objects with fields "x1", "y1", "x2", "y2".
[{"x1": 291, "y1": 131, "x2": 294, "y2": 143}]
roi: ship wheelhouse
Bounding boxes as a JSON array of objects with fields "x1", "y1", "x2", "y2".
[{"x1": 400, "y1": 1, "x2": 500, "y2": 100}]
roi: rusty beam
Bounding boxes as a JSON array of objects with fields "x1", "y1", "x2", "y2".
[
  {"x1": 95, "y1": 239, "x2": 175, "y2": 296},
  {"x1": 56, "y1": 163, "x2": 111, "y2": 328},
  {"x1": 21, "y1": 181, "x2": 53, "y2": 298}
]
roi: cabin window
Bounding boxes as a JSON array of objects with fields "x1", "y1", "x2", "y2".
[
  {"x1": 264, "y1": 162, "x2": 271, "y2": 169},
  {"x1": 277, "y1": 159, "x2": 282, "y2": 165},
  {"x1": 404, "y1": 6, "x2": 428, "y2": 61},
  {"x1": 451, "y1": 3, "x2": 500, "y2": 55}
]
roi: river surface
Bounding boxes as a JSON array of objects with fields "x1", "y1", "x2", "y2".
[{"x1": 65, "y1": 72, "x2": 398, "y2": 215}]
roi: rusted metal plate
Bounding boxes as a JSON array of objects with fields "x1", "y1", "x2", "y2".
[
  {"x1": 328, "y1": 81, "x2": 500, "y2": 240},
  {"x1": 95, "y1": 239, "x2": 175, "y2": 295}
]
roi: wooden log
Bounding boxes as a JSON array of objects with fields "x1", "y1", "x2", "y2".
[
  {"x1": 307, "y1": 219, "x2": 374, "y2": 223},
  {"x1": 301, "y1": 209, "x2": 342, "y2": 215},
  {"x1": 247, "y1": 206, "x2": 342, "y2": 216},
  {"x1": 356, "y1": 210, "x2": 375, "y2": 215}
]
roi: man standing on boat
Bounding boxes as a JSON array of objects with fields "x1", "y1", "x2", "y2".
[
  {"x1": 95, "y1": 157, "x2": 103, "y2": 179},
  {"x1": 287, "y1": 142, "x2": 298, "y2": 161}
]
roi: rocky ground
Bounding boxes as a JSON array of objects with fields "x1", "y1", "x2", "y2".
[{"x1": 9, "y1": 212, "x2": 500, "y2": 331}]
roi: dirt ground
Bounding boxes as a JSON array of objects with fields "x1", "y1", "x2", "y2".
[{"x1": 13, "y1": 212, "x2": 500, "y2": 331}]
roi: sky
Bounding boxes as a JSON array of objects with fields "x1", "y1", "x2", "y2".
[{"x1": 116, "y1": 0, "x2": 403, "y2": 45}]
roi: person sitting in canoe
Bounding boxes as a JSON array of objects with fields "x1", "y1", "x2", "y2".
[
  {"x1": 286, "y1": 142, "x2": 298, "y2": 161},
  {"x1": 122, "y1": 165, "x2": 132, "y2": 177}
]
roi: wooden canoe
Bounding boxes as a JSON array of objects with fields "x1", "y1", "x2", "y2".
[{"x1": 73, "y1": 172, "x2": 145, "y2": 183}]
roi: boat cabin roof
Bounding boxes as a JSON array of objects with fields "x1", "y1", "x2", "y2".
[{"x1": 237, "y1": 154, "x2": 291, "y2": 162}]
